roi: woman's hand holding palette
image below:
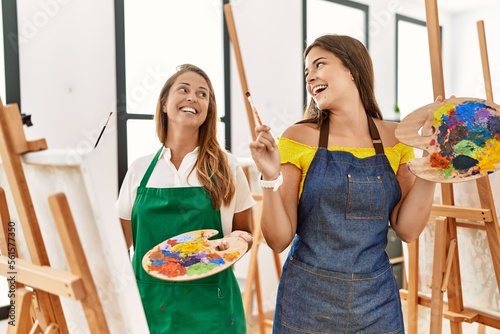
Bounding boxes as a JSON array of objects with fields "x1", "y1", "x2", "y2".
[
  {"x1": 142, "y1": 229, "x2": 248, "y2": 281},
  {"x1": 396, "y1": 97, "x2": 500, "y2": 183}
]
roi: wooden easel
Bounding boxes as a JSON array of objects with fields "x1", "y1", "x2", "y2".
[
  {"x1": 400, "y1": 1, "x2": 500, "y2": 333},
  {"x1": 244, "y1": 193, "x2": 281, "y2": 332},
  {"x1": 0, "y1": 99, "x2": 110, "y2": 333},
  {"x1": 223, "y1": 4, "x2": 282, "y2": 332}
]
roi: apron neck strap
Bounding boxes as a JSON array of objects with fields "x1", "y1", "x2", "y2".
[
  {"x1": 319, "y1": 116, "x2": 330, "y2": 148},
  {"x1": 139, "y1": 146, "x2": 165, "y2": 188},
  {"x1": 318, "y1": 114, "x2": 385, "y2": 154},
  {"x1": 367, "y1": 115, "x2": 385, "y2": 154}
]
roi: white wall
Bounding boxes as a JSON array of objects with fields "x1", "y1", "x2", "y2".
[
  {"x1": 450, "y1": 4, "x2": 500, "y2": 99},
  {"x1": 8, "y1": 0, "x2": 500, "y2": 329}
]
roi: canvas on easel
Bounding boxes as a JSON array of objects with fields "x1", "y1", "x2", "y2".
[{"x1": 0, "y1": 99, "x2": 149, "y2": 333}]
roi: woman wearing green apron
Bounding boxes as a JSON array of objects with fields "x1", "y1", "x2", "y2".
[{"x1": 117, "y1": 64, "x2": 255, "y2": 334}]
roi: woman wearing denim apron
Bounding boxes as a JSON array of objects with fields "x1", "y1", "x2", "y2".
[
  {"x1": 250, "y1": 35, "x2": 437, "y2": 333},
  {"x1": 118, "y1": 64, "x2": 255, "y2": 334}
]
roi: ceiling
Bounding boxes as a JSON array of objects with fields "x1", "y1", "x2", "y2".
[{"x1": 411, "y1": 0, "x2": 499, "y2": 14}]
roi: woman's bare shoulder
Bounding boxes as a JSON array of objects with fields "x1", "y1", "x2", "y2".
[{"x1": 281, "y1": 122, "x2": 319, "y2": 147}]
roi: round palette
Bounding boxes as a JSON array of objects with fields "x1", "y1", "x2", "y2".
[
  {"x1": 396, "y1": 97, "x2": 500, "y2": 183},
  {"x1": 142, "y1": 229, "x2": 248, "y2": 281}
]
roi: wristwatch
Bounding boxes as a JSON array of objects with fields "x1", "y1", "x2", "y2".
[{"x1": 258, "y1": 172, "x2": 283, "y2": 192}]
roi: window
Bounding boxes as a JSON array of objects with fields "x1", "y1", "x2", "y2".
[
  {"x1": 396, "y1": 14, "x2": 436, "y2": 120},
  {"x1": 303, "y1": 0, "x2": 368, "y2": 103},
  {"x1": 304, "y1": 0, "x2": 368, "y2": 47},
  {"x1": 115, "y1": 0, "x2": 228, "y2": 184}
]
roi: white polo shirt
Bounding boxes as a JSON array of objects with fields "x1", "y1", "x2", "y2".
[{"x1": 117, "y1": 147, "x2": 256, "y2": 236}]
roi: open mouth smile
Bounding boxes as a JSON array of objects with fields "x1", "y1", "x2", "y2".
[
  {"x1": 181, "y1": 107, "x2": 197, "y2": 114},
  {"x1": 312, "y1": 84, "x2": 327, "y2": 96}
]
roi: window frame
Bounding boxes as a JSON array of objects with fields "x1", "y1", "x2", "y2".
[
  {"x1": 395, "y1": 14, "x2": 441, "y2": 119},
  {"x1": 302, "y1": 0, "x2": 369, "y2": 105},
  {"x1": 114, "y1": 0, "x2": 231, "y2": 186},
  {"x1": 303, "y1": 0, "x2": 369, "y2": 49},
  {"x1": 2, "y1": 1, "x2": 21, "y2": 107}
]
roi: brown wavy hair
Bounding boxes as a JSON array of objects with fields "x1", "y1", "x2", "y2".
[
  {"x1": 154, "y1": 64, "x2": 235, "y2": 209},
  {"x1": 301, "y1": 34, "x2": 383, "y2": 126}
]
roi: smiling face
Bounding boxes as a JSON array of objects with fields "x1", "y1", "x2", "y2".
[
  {"x1": 155, "y1": 64, "x2": 219, "y2": 145},
  {"x1": 163, "y1": 71, "x2": 210, "y2": 127},
  {"x1": 304, "y1": 46, "x2": 356, "y2": 111}
]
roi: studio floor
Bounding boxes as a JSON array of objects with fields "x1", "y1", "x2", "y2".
[{"x1": 248, "y1": 310, "x2": 273, "y2": 334}]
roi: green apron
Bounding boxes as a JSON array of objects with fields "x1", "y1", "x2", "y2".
[{"x1": 131, "y1": 148, "x2": 246, "y2": 334}]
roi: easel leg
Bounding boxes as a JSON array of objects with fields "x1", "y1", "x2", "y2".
[
  {"x1": 7, "y1": 287, "x2": 33, "y2": 334},
  {"x1": 1, "y1": 189, "x2": 48, "y2": 333},
  {"x1": 477, "y1": 324, "x2": 486, "y2": 334},
  {"x1": 254, "y1": 265, "x2": 267, "y2": 334},
  {"x1": 477, "y1": 178, "x2": 500, "y2": 290},
  {"x1": 406, "y1": 239, "x2": 419, "y2": 334},
  {"x1": 439, "y1": 182, "x2": 465, "y2": 334},
  {"x1": 430, "y1": 217, "x2": 447, "y2": 333},
  {"x1": 242, "y1": 198, "x2": 275, "y2": 333},
  {"x1": 243, "y1": 218, "x2": 262, "y2": 319},
  {"x1": 48, "y1": 193, "x2": 110, "y2": 333},
  {"x1": 445, "y1": 221, "x2": 464, "y2": 334}
]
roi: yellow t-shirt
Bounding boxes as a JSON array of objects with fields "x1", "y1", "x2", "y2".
[{"x1": 278, "y1": 137, "x2": 415, "y2": 196}]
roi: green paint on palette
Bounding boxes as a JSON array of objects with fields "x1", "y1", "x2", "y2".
[{"x1": 187, "y1": 262, "x2": 218, "y2": 276}]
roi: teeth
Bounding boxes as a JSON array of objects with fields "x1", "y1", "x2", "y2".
[
  {"x1": 181, "y1": 107, "x2": 197, "y2": 114},
  {"x1": 312, "y1": 85, "x2": 327, "y2": 95}
]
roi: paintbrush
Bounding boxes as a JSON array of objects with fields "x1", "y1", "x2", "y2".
[
  {"x1": 245, "y1": 92, "x2": 263, "y2": 126},
  {"x1": 94, "y1": 112, "x2": 113, "y2": 148}
]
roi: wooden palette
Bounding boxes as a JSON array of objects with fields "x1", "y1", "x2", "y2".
[
  {"x1": 142, "y1": 229, "x2": 248, "y2": 281},
  {"x1": 395, "y1": 97, "x2": 500, "y2": 183}
]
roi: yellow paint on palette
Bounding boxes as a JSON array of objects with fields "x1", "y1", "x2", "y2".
[
  {"x1": 142, "y1": 229, "x2": 248, "y2": 281},
  {"x1": 396, "y1": 97, "x2": 500, "y2": 183},
  {"x1": 477, "y1": 139, "x2": 500, "y2": 171}
]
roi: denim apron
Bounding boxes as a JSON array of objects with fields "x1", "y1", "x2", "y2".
[
  {"x1": 131, "y1": 148, "x2": 246, "y2": 334},
  {"x1": 274, "y1": 117, "x2": 404, "y2": 333}
]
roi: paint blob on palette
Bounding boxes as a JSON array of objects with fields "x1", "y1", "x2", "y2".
[
  {"x1": 396, "y1": 97, "x2": 500, "y2": 183},
  {"x1": 142, "y1": 229, "x2": 248, "y2": 281}
]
